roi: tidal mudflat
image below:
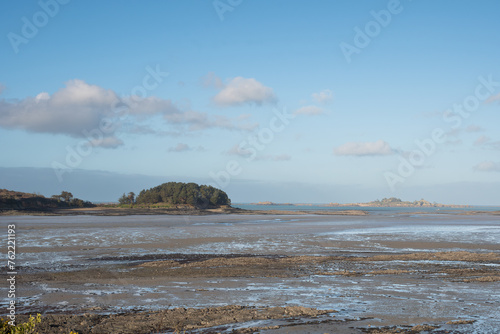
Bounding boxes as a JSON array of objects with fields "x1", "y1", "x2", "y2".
[{"x1": 1, "y1": 212, "x2": 499, "y2": 333}]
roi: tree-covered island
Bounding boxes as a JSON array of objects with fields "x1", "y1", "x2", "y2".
[{"x1": 118, "y1": 182, "x2": 231, "y2": 209}]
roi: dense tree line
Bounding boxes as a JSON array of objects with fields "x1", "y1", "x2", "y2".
[
  {"x1": 118, "y1": 192, "x2": 136, "y2": 205},
  {"x1": 130, "y1": 182, "x2": 230, "y2": 207},
  {"x1": 50, "y1": 191, "x2": 94, "y2": 208},
  {"x1": 0, "y1": 189, "x2": 94, "y2": 210}
]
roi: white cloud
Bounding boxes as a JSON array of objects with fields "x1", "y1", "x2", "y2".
[
  {"x1": 213, "y1": 77, "x2": 277, "y2": 107},
  {"x1": 0, "y1": 83, "x2": 5, "y2": 95},
  {"x1": 474, "y1": 161, "x2": 500, "y2": 172},
  {"x1": 294, "y1": 105, "x2": 323, "y2": 116},
  {"x1": 474, "y1": 135, "x2": 490, "y2": 146},
  {"x1": 168, "y1": 143, "x2": 191, "y2": 152},
  {"x1": 312, "y1": 89, "x2": 333, "y2": 104},
  {"x1": 35, "y1": 92, "x2": 50, "y2": 101},
  {"x1": 334, "y1": 140, "x2": 394, "y2": 156},
  {"x1": 200, "y1": 72, "x2": 224, "y2": 89},
  {"x1": 0, "y1": 79, "x2": 119, "y2": 137},
  {"x1": 0, "y1": 80, "x2": 257, "y2": 142}
]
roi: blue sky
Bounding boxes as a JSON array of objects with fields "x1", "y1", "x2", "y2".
[{"x1": 1, "y1": 0, "x2": 499, "y2": 204}]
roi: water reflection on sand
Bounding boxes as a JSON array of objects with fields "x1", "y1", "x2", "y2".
[{"x1": 1, "y1": 213, "x2": 499, "y2": 332}]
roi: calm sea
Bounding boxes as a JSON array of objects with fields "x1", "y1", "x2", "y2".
[{"x1": 232, "y1": 203, "x2": 500, "y2": 214}]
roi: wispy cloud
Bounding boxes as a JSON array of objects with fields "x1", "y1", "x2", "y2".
[
  {"x1": 167, "y1": 143, "x2": 206, "y2": 153},
  {"x1": 312, "y1": 89, "x2": 333, "y2": 104},
  {"x1": 123, "y1": 96, "x2": 179, "y2": 116},
  {"x1": 256, "y1": 154, "x2": 291, "y2": 161},
  {"x1": 125, "y1": 124, "x2": 178, "y2": 136},
  {"x1": 200, "y1": 72, "x2": 224, "y2": 89},
  {"x1": 446, "y1": 124, "x2": 483, "y2": 138},
  {"x1": 225, "y1": 144, "x2": 254, "y2": 158},
  {"x1": 474, "y1": 161, "x2": 500, "y2": 172},
  {"x1": 89, "y1": 136, "x2": 124, "y2": 148},
  {"x1": 166, "y1": 111, "x2": 257, "y2": 132},
  {"x1": 489, "y1": 141, "x2": 500, "y2": 150},
  {"x1": 225, "y1": 144, "x2": 291, "y2": 161},
  {"x1": 213, "y1": 76, "x2": 277, "y2": 107},
  {"x1": 334, "y1": 140, "x2": 394, "y2": 157},
  {"x1": 168, "y1": 143, "x2": 190, "y2": 152},
  {"x1": 474, "y1": 135, "x2": 490, "y2": 146},
  {"x1": 445, "y1": 138, "x2": 462, "y2": 146},
  {"x1": 473, "y1": 136, "x2": 500, "y2": 150},
  {"x1": 486, "y1": 92, "x2": 500, "y2": 103},
  {"x1": 294, "y1": 105, "x2": 323, "y2": 116},
  {"x1": 466, "y1": 125, "x2": 483, "y2": 133}
]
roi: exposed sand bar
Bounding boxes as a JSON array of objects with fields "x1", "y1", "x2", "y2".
[
  {"x1": 1, "y1": 213, "x2": 499, "y2": 333},
  {"x1": 0, "y1": 206, "x2": 370, "y2": 216}
]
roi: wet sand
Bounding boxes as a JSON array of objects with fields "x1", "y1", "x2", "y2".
[
  {"x1": 0, "y1": 206, "x2": 369, "y2": 216},
  {"x1": 1, "y1": 213, "x2": 499, "y2": 333}
]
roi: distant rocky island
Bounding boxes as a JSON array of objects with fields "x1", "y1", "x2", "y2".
[
  {"x1": 252, "y1": 198, "x2": 470, "y2": 208},
  {"x1": 251, "y1": 201, "x2": 293, "y2": 206}
]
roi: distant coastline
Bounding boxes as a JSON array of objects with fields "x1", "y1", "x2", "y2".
[
  {"x1": 251, "y1": 197, "x2": 470, "y2": 208},
  {"x1": 4, "y1": 189, "x2": 493, "y2": 217}
]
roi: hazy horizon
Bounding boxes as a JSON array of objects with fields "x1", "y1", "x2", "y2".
[
  {"x1": 1, "y1": 1, "x2": 499, "y2": 205},
  {"x1": 1, "y1": 166, "x2": 499, "y2": 206}
]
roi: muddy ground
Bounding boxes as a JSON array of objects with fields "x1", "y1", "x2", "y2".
[
  {"x1": 2, "y1": 213, "x2": 499, "y2": 333},
  {"x1": 13, "y1": 251, "x2": 500, "y2": 333},
  {"x1": 0, "y1": 206, "x2": 369, "y2": 216}
]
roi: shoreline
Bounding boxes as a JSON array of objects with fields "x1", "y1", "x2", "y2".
[
  {"x1": 1, "y1": 206, "x2": 499, "y2": 216},
  {"x1": 0, "y1": 206, "x2": 371, "y2": 216}
]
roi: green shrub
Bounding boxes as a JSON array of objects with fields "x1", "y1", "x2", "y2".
[
  {"x1": 0, "y1": 315, "x2": 78, "y2": 334},
  {"x1": 0, "y1": 314, "x2": 40, "y2": 334}
]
